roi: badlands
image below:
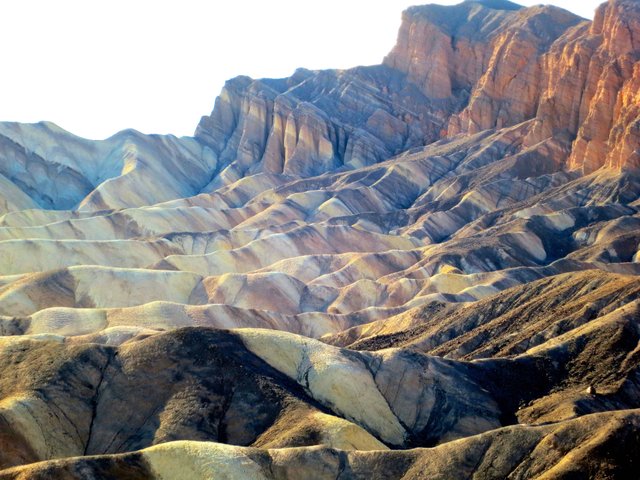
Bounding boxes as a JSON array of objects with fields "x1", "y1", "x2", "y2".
[{"x1": 0, "y1": 0, "x2": 640, "y2": 478}]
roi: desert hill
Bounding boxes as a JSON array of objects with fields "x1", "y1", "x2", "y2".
[{"x1": 0, "y1": 0, "x2": 639, "y2": 478}]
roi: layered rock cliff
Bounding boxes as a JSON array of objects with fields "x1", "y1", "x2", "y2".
[
  {"x1": 385, "y1": 0, "x2": 580, "y2": 135},
  {"x1": 193, "y1": 0, "x2": 640, "y2": 186},
  {"x1": 194, "y1": 68, "x2": 445, "y2": 182},
  {"x1": 385, "y1": 0, "x2": 640, "y2": 172}
]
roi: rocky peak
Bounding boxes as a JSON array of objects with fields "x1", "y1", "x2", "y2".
[
  {"x1": 535, "y1": 0, "x2": 640, "y2": 172},
  {"x1": 385, "y1": 0, "x2": 639, "y2": 173},
  {"x1": 593, "y1": 0, "x2": 640, "y2": 55},
  {"x1": 383, "y1": 2, "x2": 519, "y2": 99},
  {"x1": 194, "y1": 65, "x2": 456, "y2": 186},
  {"x1": 447, "y1": 4, "x2": 583, "y2": 136},
  {"x1": 383, "y1": 1, "x2": 579, "y2": 100},
  {"x1": 194, "y1": 0, "x2": 640, "y2": 189}
]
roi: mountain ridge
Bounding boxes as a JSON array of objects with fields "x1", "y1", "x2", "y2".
[{"x1": 0, "y1": 0, "x2": 639, "y2": 478}]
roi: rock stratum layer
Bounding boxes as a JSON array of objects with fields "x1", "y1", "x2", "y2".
[{"x1": 0, "y1": 0, "x2": 640, "y2": 478}]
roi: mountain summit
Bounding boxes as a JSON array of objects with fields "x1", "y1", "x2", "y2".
[{"x1": 0, "y1": 1, "x2": 639, "y2": 478}]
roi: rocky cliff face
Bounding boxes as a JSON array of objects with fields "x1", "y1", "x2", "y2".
[
  {"x1": 385, "y1": 0, "x2": 581, "y2": 136},
  {"x1": 0, "y1": 0, "x2": 640, "y2": 478},
  {"x1": 384, "y1": 0, "x2": 640, "y2": 173},
  {"x1": 194, "y1": 67, "x2": 448, "y2": 183},
  {"x1": 194, "y1": 0, "x2": 640, "y2": 184},
  {"x1": 563, "y1": 0, "x2": 640, "y2": 172}
]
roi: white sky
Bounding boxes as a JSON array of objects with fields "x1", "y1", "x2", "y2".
[{"x1": 0, "y1": 0, "x2": 602, "y2": 139}]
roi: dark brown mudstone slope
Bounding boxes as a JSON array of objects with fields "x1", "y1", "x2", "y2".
[
  {"x1": 2, "y1": 409, "x2": 640, "y2": 479},
  {"x1": 0, "y1": 328, "x2": 376, "y2": 470}
]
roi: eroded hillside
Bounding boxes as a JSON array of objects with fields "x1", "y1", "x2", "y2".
[{"x1": 0, "y1": 0, "x2": 639, "y2": 478}]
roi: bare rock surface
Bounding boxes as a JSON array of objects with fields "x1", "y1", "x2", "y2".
[{"x1": 0, "y1": 0, "x2": 640, "y2": 478}]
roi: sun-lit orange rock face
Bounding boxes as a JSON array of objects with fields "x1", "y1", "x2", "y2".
[
  {"x1": 526, "y1": 0, "x2": 640, "y2": 173},
  {"x1": 448, "y1": 5, "x2": 581, "y2": 136},
  {"x1": 542, "y1": 0, "x2": 640, "y2": 172},
  {"x1": 383, "y1": 1, "x2": 581, "y2": 139},
  {"x1": 384, "y1": 1, "x2": 523, "y2": 100},
  {"x1": 383, "y1": 0, "x2": 640, "y2": 173}
]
